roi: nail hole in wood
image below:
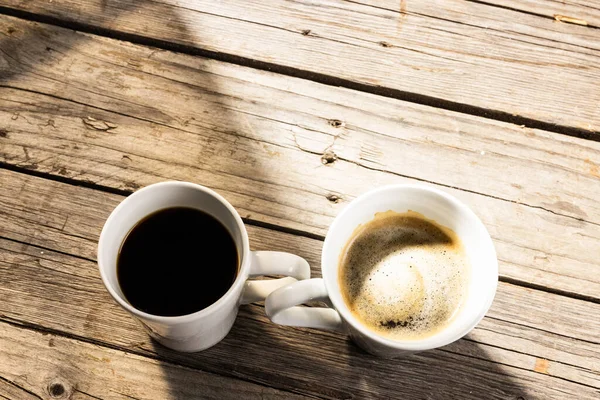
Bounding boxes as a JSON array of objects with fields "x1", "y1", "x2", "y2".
[
  {"x1": 328, "y1": 119, "x2": 344, "y2": 128},
  {"x1": 326, "y1": 194, "x2": 342, "y2": 203},
  {"x1": 49, "y1": 383, "x2": 65, "y2": 397},
  {"x1": 321, "y1": 151, "x2": 337, "y2": 165}
]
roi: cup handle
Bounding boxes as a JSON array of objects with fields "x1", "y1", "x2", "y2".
[
  {"x1": 265, "y1": 278, "x2": 344, "y2": 332},
  {"x1": 240, "y1": 251, "x2": 311, "y2": 305}
]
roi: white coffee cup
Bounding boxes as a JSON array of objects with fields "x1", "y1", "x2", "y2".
[
  {"x1": 265, "y1": 184, "x2": 498, "y2": 357},
  {"x1": 98, "y1": 181, "x2": 310, "y2": 352}
]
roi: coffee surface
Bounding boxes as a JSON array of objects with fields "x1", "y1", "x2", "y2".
[
  {"x1": 117, "y1": 207, "x2": 238, "y2": 317},
  {"x1": 339, "y1": 211, "x2": 469, "y2": 340}
]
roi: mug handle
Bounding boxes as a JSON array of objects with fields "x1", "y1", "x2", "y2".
[
  {"x1": 240, "y1": 251, "x2": 311, "y2": 304},
  {"x1": 264, "y1": 278, "x2": 344, "y2": 332}
]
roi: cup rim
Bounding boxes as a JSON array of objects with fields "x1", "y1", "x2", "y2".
[
  {"x1": 322, "y1": 184, "x2": 498, "y2": 351},
  {"x1": 97, "y1": 181, "x2": 251, "y2": 324}
]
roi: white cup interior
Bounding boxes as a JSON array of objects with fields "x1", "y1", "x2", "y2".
[
  {"x1": 322, "y1": 184, "x2": 498, "y2": 350},
  {"x1": 98, "y1": 182, "x2": 247, "y2": 308}
]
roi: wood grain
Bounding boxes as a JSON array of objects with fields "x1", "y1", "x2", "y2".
[
  {"x1": 1, "y1": 0, "x2": 599, "y2": 133},
  {"x1": 0, "y1": 322, "x2": 308, "y2": 400},
  {"x1": 0, "y1": 378, "x2": 40, "y2": 400},
  {"x1": 1, "y1": 169, "x2": 599, "y2": 398},
  {"x1": 489, "y1": 0, "x2": 600, "y2": 28},
  {"x1": 1, "y1": 16, "x2": 600, "y2": 299}
]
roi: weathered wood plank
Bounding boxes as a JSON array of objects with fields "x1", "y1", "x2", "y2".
[
  {"x1": 1, "y1": 0, "x2": 599, "y2": 133},
  {"x1": 1, "y1": 16, "x2": 600, "y2": 298},
  {"x1": 490, "y1": 0, "x2": 600, "y2": 28},
  {"x1": 0, "y1": 322, "x2": 309, "y2": 400},
  {"x1": 1, "y1": 169, "x2": 599, "y2": 398},
  {"x1": 0, "y1": 378, "x2": 40, "y2": 400},
  {"x1": 3, "y1": 234, "x2": 600, "y2": 400}
]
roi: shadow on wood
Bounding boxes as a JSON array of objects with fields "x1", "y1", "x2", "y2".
[
  {"x1": 149, "y1": 304, "x2": 527, "y2": 400},
  {"x1": 344, "y1": 338, "x2": 527, "y2": 400},
  {"x1": 0, "y1": 0, "x2": 199, "y2": 85},
  {"x1": 1, "y1": 4, "x2": 269, "y2": 398},
  {"x1": 2, "y1": 169, "x2": 599, "y2": 397}
]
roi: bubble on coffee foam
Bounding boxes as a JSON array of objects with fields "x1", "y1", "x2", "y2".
[
  {"x1": 339, "y1": 212, "x2": 470, "y2": 341},
  {"x1": 363, "y1": 253, "x2": 425, "y2": 317}
]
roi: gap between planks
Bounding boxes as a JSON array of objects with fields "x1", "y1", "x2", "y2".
[
  {"x1": 2, "y1": 164, "x2": 599, "y2": 306},
  {"x1": 463, "y1": 0, "x2": 600, "y2": 29},
  {"x1": 0, "y1": 320, "x2": 311, "y2": 400},
  {"x1": 2, "y1": 168, "x2": 600, "y2": 397},
  {"x1": 0, "y1": 5, "x2": 597, "y2": 142},
  {"x1": 1, "y1": 14, "x2": 599, "y2": 304},
  {"x1": 1, "y1": 223, "x2": 600, "y2": 398}
]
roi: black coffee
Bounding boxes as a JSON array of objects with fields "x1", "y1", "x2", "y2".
[{"x1": 117, "y1": 207, "x2": 239, "y2": 317}]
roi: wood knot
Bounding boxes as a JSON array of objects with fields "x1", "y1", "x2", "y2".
[
  {"x1": 301, "y1": 29, "x2": 311, "y2": 36},
  {"x1": 7, "y1": 26, "x2": 15, "y2": 34},
  {"x1": 0, "y1": 128, "x2": 8, "y2": 138},
  {"x1": 321, "y1": 151, "x2": 337, "y2": 165},
  {"x1": 379, "y1": 41, "x2": 393, "y2": 48},
  {"x1": 328, "y1": 119, "x2": 345, "y2": 128},
  {"x1": 326, "y1": 194, "x2": 342, "y2": 203}
]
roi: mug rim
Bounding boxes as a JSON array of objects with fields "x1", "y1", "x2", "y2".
[
  {"x1": 97, "y1": 181, "x2": 251, "y2": 324},
  {"x1": 322, "y1": 184, "x2": 498, "y2": 351}
]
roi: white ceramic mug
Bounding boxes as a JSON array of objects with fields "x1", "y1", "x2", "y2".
[
  {"x1": 265, "y1": 185, "x2": 498, "y2": 357},
  {"x1": 98, "y1": 181, "x2": 310, "y2": 352}
]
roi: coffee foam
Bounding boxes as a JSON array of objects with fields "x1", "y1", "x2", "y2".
[{"x1": 339, "y1": 211, "x2": 470, "y2": 341}]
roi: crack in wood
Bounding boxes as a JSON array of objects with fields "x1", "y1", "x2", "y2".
[
  {"x1": 465, "y1": 0, "x2": 599, "y2": 29},
  {"x1": 74, "y1": 389, "x2": 103, "y2": 400},
  {"x1": 113, "y1": 392, "x2": 143, "y2": 400},
  {"x1": 82, "y1": 117, "x2": 117, "y2": 132},
  {"x1": 0, "y1": 376, "x2": 44, "y2": 400}
]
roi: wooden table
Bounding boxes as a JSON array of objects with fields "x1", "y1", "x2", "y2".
[{"x1": 1, "y1": 1, "x2": 599, "y2": 398}]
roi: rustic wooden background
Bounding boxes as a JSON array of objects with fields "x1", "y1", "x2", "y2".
[{"x1": 1, "y1": 1, "x2": 599, "y2": 399}]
